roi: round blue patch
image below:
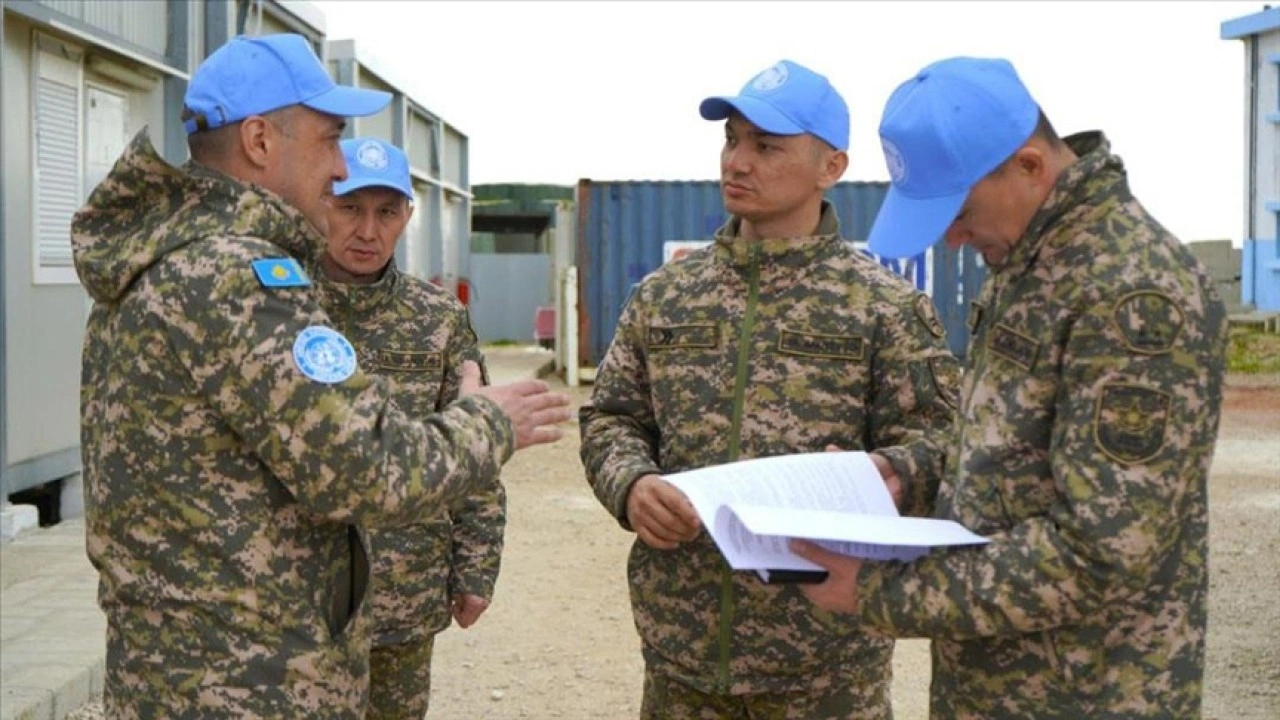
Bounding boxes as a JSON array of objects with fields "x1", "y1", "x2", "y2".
[{"x1": 292, "y1": 326, "x2": 358, "y2": 384}]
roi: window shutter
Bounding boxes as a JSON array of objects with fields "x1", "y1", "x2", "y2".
[{"x1": 33, "y1": 38, "x2": 83, "y2": 283}]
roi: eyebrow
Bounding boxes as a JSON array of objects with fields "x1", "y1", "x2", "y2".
[{"x1": 725, "y1": 124, "x2": 785, "y2": 141}]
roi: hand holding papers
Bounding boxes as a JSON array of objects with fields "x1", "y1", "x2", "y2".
[{"x1": 663, "y1": 452, "x2": 988, "y2": 583}]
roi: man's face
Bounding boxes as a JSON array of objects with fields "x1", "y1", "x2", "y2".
[
  {"x1": 719, "y1": 113, "x2": 833, "y2": 226},
  {"x1": 261, "y1": 107, "x2": 348, "y2": 235},
  {"x1": 324, "y1": 186, "x2": 413, "y2": 282},
  {"x1": 943, "y1": 156, "x2": 1043, "y2": 266}
]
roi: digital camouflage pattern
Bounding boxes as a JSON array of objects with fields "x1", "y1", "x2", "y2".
[
  {"x1": 72, "y1": 129, "x2": 515, "y2": 719},
  {"x1": 317, "y1": 264, "x2": 506, "y2": 716},
  {"x1": 856, "y1": 133, "x2": 1229, "y2": 719},
  {"x1": 641, "y1": 665, "x2": 889, "y2": 720},
  {"x1": 367, "y1": 635, "x2": 435, "y2": 720},
  {"x1": 580, "y1": 202, "x2": 959, "y2": 708}
]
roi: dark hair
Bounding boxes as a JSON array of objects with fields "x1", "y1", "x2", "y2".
[
  {"x1": 182, "y1": 106, "x2": 295, "y2": 164},
  {"x1": 1031, "y1": 108, "x2": 1063, "y2": 146}
]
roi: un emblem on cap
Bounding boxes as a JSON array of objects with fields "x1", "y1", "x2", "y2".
[
  {"x1": 293, "y1": 326, "x2": 358, "y2": 384},
  {"x1": 881, "y1": 138, "x2": 908, "y2": 184},
  {"x1": 355, "y1": 140, "x2": 389, "y2": 171},
  {"x1": 751, "y1": 62, "x2": 789, "y2": 92}
]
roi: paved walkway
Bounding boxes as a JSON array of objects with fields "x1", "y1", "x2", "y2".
[{"x1": 0, "y1": 346, "x2": 554, "y2": 720}]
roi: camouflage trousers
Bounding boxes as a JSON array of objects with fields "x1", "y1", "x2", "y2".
[
  {"x1": 368, "y1": 635, "x2": 436, "y2": 720},
  {"x1": 640, "y1": 666, "x2": 892, "y2": 720}
]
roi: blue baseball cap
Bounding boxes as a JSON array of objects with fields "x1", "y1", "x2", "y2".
[
  {"x1": 866, "y1": 57, "x2": 1040, "y2": 259},
  {"x1": 333, "y1": 138, "x2": 413, "y2": 200},
  {"x1": 699, "y1": 60, "x2": 849, "y2": 152},
  {"x1": 183, "y1": 34, "x2": 391, "y2": 134}
]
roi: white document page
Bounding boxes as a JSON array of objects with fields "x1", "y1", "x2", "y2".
[
  {"x1": 726, "y1": 504, "x2": 990, "y2": 566},
  {"x1": 665, "y1": 452, "x2": 900, "y2": 571}
]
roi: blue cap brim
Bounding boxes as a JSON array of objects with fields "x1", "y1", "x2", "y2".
[
  {"x1": 303, "y1": 85, "x2": 392, "y2": 119},
  {"x1": 866, "y1": 185, "x2": 968, "y2": 259},
  {"x1": 699, "y1": 96, "x2": 805, "y2": 136},
  {"x1": 333, "y1": 176, "x2": 413, "y2": 200}
]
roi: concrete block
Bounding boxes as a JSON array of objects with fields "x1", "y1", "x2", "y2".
[
  {"x1": 57, "y1": 476, "x2": 83, "y2": 523},
  {"x1": 0, "y1": 506, "x2": 39, "y2": 546}
]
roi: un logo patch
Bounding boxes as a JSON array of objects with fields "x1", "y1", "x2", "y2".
[
  {"x1": 293, "y1": 326, "x2": 358, "y2": 384},
  {"x1": 751, "y1": 63, "x2": 789, "y2": 92},
  {"x1": 882, "y1": 138, "x2": 908, "y2": 185},
  {"x1": 355, "y1": 140, "x2": 389, "y2": 171}
]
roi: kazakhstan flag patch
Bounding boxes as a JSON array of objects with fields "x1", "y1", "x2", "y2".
[{"x1": 252, "y1": 258, "x2": 310, "y2": 288}]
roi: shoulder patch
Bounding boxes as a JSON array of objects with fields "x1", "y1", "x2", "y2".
[
  {"x1": 1111, "y1": 290, "x2": 1184, "y2": 355},
  {"x1": 913, "y1": 293, "x2": 946, "y2": 339},
  {"x1": 292, "y1": 326, "x2": 358, "y2": 384},
  {"x1": 648, "y1": 324, "x2": 719, "y2": 350},
  {"x1": 1094, "y1": 383, "x2": 1171, "y2": 464},
  {"x1": 252, "y1": 258, "x2": 310, "y2": 288}
]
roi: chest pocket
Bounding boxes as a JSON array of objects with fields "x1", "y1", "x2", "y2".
[
  {"x1": 374, "y1": 350, "x2": 445, "y2": 417},
  {"x1": 771, "y1": 326, "x2": 869, "y2": 449}
]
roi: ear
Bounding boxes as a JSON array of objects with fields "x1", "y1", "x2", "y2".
[
  {"x1": 818, "y1": 149, "x2": 849, "y2": 191},
  {"x1": 238, "y1": 116, "x2": 273, "y2": 170},
  {"x1": 403, "y1": 201, "x2": 416, "y2": 223},
  {"x1": 1010, "y1": 145, "x2": 1047, "y2": 184}
]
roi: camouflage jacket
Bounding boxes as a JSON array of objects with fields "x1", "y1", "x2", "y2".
[
  {"x1": 317, "y1": 266, "x2": 506, "y2": 647},
  {"x1": 72, "y1": 129, "x2": 514, "y2": 719},
  {"x1": 856, "y1": 133, "x2": 1228, "y2": 719},
  {"x1": 580, "y1": 203, "x2": 959, "y2": 697}
]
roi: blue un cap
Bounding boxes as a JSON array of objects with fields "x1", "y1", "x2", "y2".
[
  {"x1": 867, "y1": 57, "x2": 1040, "y2": 259},
  {"x1": 333, "y1": 138, "x2": 413, "y2": 200},
  {"x1": 699, "y1": 60, "x2": 849, "y2": 152},
  {"x1": 183, "y1": 34, "x2": 391, "y2": 134}
]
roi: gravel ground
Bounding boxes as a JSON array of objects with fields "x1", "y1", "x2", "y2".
[{"x1": 67, "y1": 381, "x2": 1280, "y2": 719}]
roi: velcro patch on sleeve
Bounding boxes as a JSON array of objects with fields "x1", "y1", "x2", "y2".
[
  {"x1": 988, "y1": 323, "x2": 1039, "y2": 371},
  {"x1": 647, "y1": 324, "x2": 719, "y2": 350},
  {"x1": 377, "y1": 349, "x2": 443, "y2": 373},
  {"x1": 914, "y1": 294, "x2": 946, "y2": 338},
  {"x1": 1111, "y1": 290, "x2": 1184, "y2": 355},
  {"x1": 1094, "y1": 383, "x2": 1172, "y2": 464},
  {"x1": 251, "y1": 258, "x2": 310, "y2": 288},
  {"x1": 777, "y1": 328, "x2": 865, "y2": 360},
  {"x1": 929, "y1": 356, "x2": 961, "y2": 410}
]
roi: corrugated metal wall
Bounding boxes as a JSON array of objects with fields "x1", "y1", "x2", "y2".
[
  {"x1": 576, "y1": 179, "x2": 984, "y2": 367},
  {"x1": 34, "y1": 0, "x2": 168, "y2": 56}
]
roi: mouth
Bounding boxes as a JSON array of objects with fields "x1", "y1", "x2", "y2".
[{"x1": 723, "y1": 182, "x2": 752, "y2": 197}]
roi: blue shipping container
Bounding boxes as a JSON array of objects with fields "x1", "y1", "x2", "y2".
[{"x1": 576, "y1": 179, "x2": 985, "y2": 366}]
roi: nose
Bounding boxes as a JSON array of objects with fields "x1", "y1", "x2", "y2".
[
  {"x1": 943, "y1": 223, "x2": 969, "y2": 250},
  {"x1": 355, "y1": 210, "x2": 378, "y2": 240},
  {"x1": 333, "y1": 147, "x2": 349, "y2": 182},
  {"x1": 722, "y1": 144, "x2": 751, "y2": 176}
]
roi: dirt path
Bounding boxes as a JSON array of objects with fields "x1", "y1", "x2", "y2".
[{"x1": 425, "y1": 383, "x2": 1279, "y2": 720}]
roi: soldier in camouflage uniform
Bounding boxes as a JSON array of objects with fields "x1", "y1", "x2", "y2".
[
  {"x1": 794, "y1": 57, "x2": 1228, "y2": 719},
  {"x1": 317, "y1": 137, "x2": 506, "y2": 718},
  {"x1": 71, "y1": 35, "x2": 569, "y2": 719},
  {"x1": 579, "y1": 60, "x2": 959, "y2": 719}
]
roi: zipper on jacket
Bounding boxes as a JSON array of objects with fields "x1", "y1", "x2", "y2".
[{"x1": 717, "y1": 245, "x2": 760, "y2": 693}]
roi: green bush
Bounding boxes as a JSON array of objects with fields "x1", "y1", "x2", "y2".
[{"x1": 1227, "y1": 327, "x2": 1280, "y2": 374}]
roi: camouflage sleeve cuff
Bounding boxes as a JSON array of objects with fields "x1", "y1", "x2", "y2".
[
  {"x1": 612, "y1": 464, "x2": 663, "y2": 532},
  {"x1": 874, "y1": 443, "x2": 942, "y2": 518},
  {"x1": 452, "y1": 394, "x2": 516, "y2": 466},
  {"x1": 855, "y1": 561, "x2": 902, "y2": 636},
  {"x1": 449, "y1": 567, "x2": 497, "y2": 601}
]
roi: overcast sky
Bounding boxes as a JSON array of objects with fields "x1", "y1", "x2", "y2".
[{"x1": 318, "y1": 0, "x2": 1260, "y2": 245}]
